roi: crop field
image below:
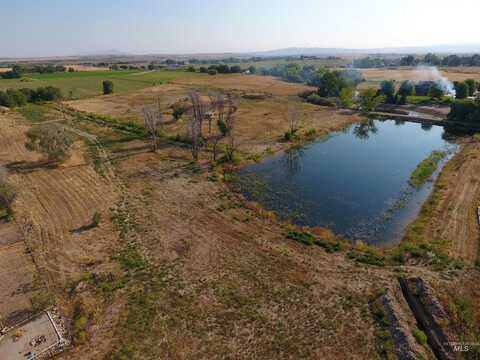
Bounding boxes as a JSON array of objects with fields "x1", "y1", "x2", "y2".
[{"x1": 0, "y1": 70, "x2": 203, "y2": 99}]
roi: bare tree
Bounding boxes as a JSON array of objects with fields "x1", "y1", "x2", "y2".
[
  {"x1": 288, "y1": 101, "x2": 301, "y2": 136},
  {"x1": 142, "y1": 98, "x2": 164, "y2": 152},
  {"x1": 188, "y1": 91, "x2": 206, "y2": 161},
  {"x1": 223, "y1": 95, "x2": 238, "y2": 161}
]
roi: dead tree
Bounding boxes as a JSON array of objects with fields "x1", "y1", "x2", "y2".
[
  {"x1": 188, "y1": 91, "x2": 206, "y2": 161},
  {"x1": 223, "y1": 95, "x2": 238, "y2": 161},
  {"x1": 288, "y1": 101, "x2": 301, "y2": 136},
  {"x1": 208, "y1": 93, "x2": 225, "y2": 134},
  {"x1": 142, "y1": 98, "x2": 164, "y2": 152}
]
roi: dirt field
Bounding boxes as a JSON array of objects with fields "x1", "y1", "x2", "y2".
[
  {"x1": 361, "y1": 66, "x2": 480, "y2": 83},
  {"x1": 1, "y1": 71, "x2": 480, "y2": 358},
  {"x1": 405, "y1": 139, "x2": 480, "y2": 264}
]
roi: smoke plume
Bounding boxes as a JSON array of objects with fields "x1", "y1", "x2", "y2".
[{"x1": 416, "y1": 65, "x2": 455, "y2": 96}]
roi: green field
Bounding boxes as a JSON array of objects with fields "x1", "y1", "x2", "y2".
[
  {"x1": 0, "y1": 70, "x2": 203, "y2": 99},
  {"x1": 197, "y1": 57, "x2": 351, "y2": 70}
]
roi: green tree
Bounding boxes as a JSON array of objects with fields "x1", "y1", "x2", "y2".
[
  {"x1": 454, "y1": 82, "x2": 468, "y2": 99},
  {"x1": 398, "y1": 80, "x2": 415, "y2": 97},
  {"x1": 464, "y1": 79, "x2": 476, "y2": 97},
  {"x1": 102, "y1": 80, "x2": 114, "y2": 95},
  {"x1": 428, "y1": 83, "x2": 444, "y2": 99},
  {"x1": 248, "y1": 66, "x2": 256, "y2": 74},
  {"x1": 339, "y1": 88, "x2": 354, "y2": 108},
  {"x1": 379, "y1": 80, "x2": 396, "y2": 104},
  {"x1": 318, "y1": 71, "x2": 342, "y2": 97},
  {"x1": 359, "y1": 88, "x2": 384, "y2": 113}
]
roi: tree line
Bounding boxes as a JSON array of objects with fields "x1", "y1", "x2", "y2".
[
  {"x1": 0, "y1": 86, "x2": 62, "y2": 107},
  {"x1": 1, "y1": 64, "x2": 71, "y2": 79},
  {"x1": 353, "y1": 53, "x2": 480, "y2": 68}
]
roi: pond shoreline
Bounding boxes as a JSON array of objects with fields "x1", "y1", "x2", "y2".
[{"x1": 232, "y1": 118, "x2": 464, "y2": 248}]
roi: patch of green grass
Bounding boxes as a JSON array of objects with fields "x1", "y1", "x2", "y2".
[
  {"x1": 409, "y1": 151, "x2": 447, "y2": 188},
  {"x1": 116, "y1": 246, "x2": 146, "y2": 271},
  {"x1": 287, "y1": 231, "x2": 341, "y2": 252},
  {"x1": 17, "y1": 104, "x2": 50, "y2": 123},
  {"x1": 348, "y1": 250, "x2": 385, "y2": 267},
  {"x1": 287, "y1": 230, "x2": 316, "y2": 245},
  {"x1": 413, "y1": 328, "x2": 427, "y2": 345},
  {"x1": 314, "y1": 238, "x2": 342, "y2": 253},
  {"x1": 370, "y1": 299, "x2": 396, "y2": 360},
  {"x1": 0, "y1": 70, "x2": 204, "y2": 99}
]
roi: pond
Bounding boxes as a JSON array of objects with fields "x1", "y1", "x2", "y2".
[{"x1": 236, "y1": 119, "x2": 458, "y2": 246}]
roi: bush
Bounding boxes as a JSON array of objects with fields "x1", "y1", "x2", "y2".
[
  {"x1": 25, "y1": 124, "x2": 74, "y2": 161},
  {"x1": 172, "y1": 103, "x2": 186, "y2": 120},
  {"x1": 298, "y1": 89, "x2": 317, "y2": 99},
  {"x1": 92, "y1": 211, "x2": 101, "y2": 227},
  {"x1": 287, "y1": 231, "x2": 316, "y2": 245},
  {"x1": 208, "y1": 69, "x2": 218, "y2": 76},
  {"x1": 306, "y1": 94, "x2": 336, "y2": 107},
  {"x1": 412, "y1": 328, "x2": 427, "y2": 345},
  {"x1": 448, "y1": 100, "x2": 480, "y2": 123},
  {"x1": 283, "y1": 130, "x2": 297, "y2": 141},
  {"x1": 0, "y1": 181, "x2": 16, "y2": 220},
  {"x1": 103, "y1": 80, "x2": 114, "y2": 95}
]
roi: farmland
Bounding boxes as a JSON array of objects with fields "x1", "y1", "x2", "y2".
[
  {"x1": 0, "y1": 61, "x2": 479, "y2": 359},
  {"x1": 0, "y1": 69, "x2": 203, "y2": 99}
]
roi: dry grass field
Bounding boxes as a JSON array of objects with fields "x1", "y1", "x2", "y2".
[
  {"x1": 67, "y1": 74, "x2": 361, "y2": 155},
  {"x1": 361, "y1": 66, "x2": 480, "y2": 84},
  {"x1": 1, "y1": 70, "x2": 480, "y2": 359}
]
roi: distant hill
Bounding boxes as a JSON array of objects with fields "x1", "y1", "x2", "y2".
[
  {"x1": 253, "y1": 44, "x2": 480, "y2": 57},
  {"x1": 74, "y1": 49, "x2": 132, "y2": 57}
]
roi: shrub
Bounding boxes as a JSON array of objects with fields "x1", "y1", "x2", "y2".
[
  {"x1": 298, "y1": 89, "x2": 317, "y2": 99},
  {"x1": 92, "y1": 211, "x2": 101, "y2": 227},
  {"x1": 412, "y1": 328, "x2": 427, "y2": 345},
  {"x1": 306, "y1": 94, "x2": 335, "y2": 107},
  {"x1": 305, "y1": 128, "x2": 317, "y2": 138},
  {"x1": 283, "y1": 130, "x2": 297, "y2": 141},
  {"x1": 0, "y1": 182, "x2": 16, "y2": 220},
  {"x1": 25, "y1": 124, "x2": 74, "y2": 162},
  {"x1": 448, "y1": 100, "x2": 480, "y2": 123},
  {"x1": 103, "y1": 80, "x2": 114, "y2": 95},
  {"x1": 208, "y1": 69, "x2": 218, "y2": 76},
  {"x1": 172, "y1": 103, "x2": 186, "y2": 120},
  {"x1": 287, "y1": 231, "x2": 316, "y2": 245}
]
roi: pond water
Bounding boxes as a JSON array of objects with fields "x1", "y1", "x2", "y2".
[{"x1": 237, "y1": 119, "x2": 458, "y2": 246}]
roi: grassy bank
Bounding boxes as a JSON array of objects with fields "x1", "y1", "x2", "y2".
[{"x1": 409, "y1": 150, "x2": 447, "y2": 188}]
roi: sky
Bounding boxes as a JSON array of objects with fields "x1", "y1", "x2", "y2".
[{"x1": 1, "y1": 0, "x2": 480, "y2": 58}]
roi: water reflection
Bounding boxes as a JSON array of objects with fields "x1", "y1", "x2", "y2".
[
  {"x1": 238, "y1": 119, "x2": 459, "y2": 245},
  {"x1": 281, "y1": 145, "x2": 305, "y2": 178},
  {"x1": 421, "y1": 123, "x2": 433, "y2": 131},
  {"x1": 352, "y1": 119, "x2": 378, "y2": 140}
]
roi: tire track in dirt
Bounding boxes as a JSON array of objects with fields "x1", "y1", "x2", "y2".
[
  {"x1": 1, "y1": 112, "x2": 121, "y2": 288},
  {"x1": 427, "y1": 142, "x2": 480, "y2": 264}
]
